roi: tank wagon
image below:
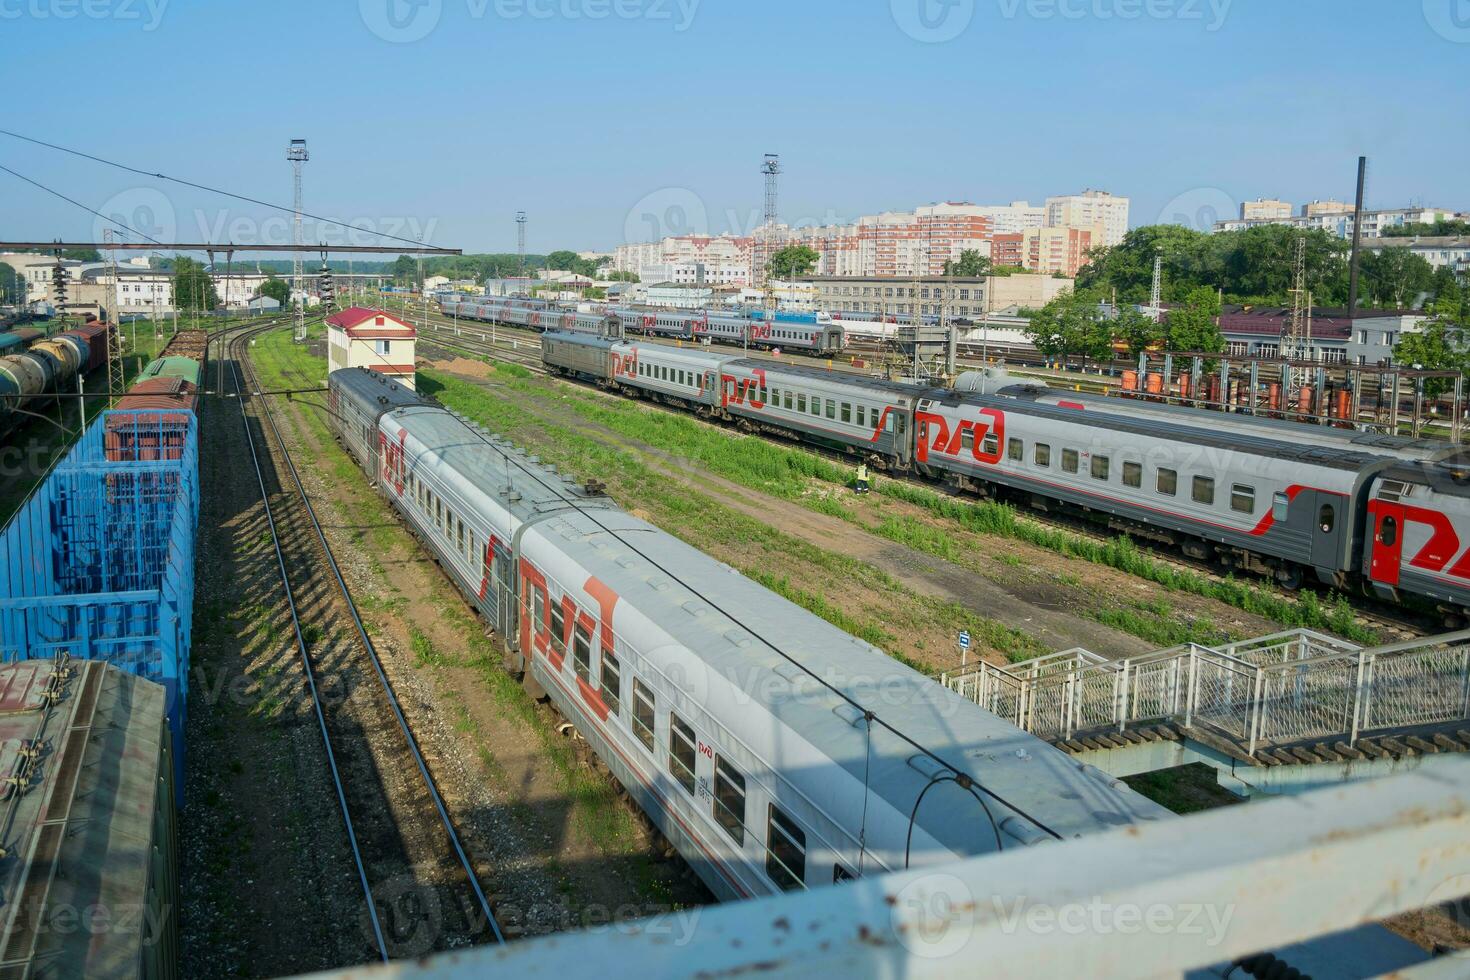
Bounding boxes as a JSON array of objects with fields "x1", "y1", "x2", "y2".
[
  {"x1": 0, "y1": 321, "x2": 111, "y2": 437},
  {"x1": 543, "y1": 331, "x2": 1470, "y2": 616},
  {"x1": 327, "y1": 365, "x2": 1167, "y2": 901}
]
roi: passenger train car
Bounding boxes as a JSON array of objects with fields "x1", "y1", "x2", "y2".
[
  {"x1": 542, "y1": 331, "x2": 1470, "y2": 615},
  {"x1": 326, "y1": 366, "x2": 1168, "y2": 901},
  {"x1": 438, "y1": 293, "x2": 846, "y2": 356}
]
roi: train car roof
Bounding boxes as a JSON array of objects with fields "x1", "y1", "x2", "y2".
[
  {"x1": 725, "y1": 358, "x2": 933, "y2": 398},
  {"x1": 537, "y1": 504, "x2": 1167, "y2": 853},
  {"x1": 1002, "y1": 384, "x2": 1455, "y2": 461},
  {"x1": 331, "y1": 366, "x2": 431, "y2": 417},
  {"x1": 544, "y1": 330, "x2": 618, "y2": 350},
  {"x1": 936, "y1": 390, "x2": 1393, "y2": 472}
]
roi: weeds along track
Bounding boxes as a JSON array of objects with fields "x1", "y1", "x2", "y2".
[
  {"x1": 402, "y1": 310, "x2": 1431, "y2": 642},
  {"x1": 226, "y1": 321, "x2": 503, "y2": 961}
]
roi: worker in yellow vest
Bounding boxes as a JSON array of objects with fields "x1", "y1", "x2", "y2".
[{"x1": 855, "y1": 462, "x2": 871, "y2": 495}]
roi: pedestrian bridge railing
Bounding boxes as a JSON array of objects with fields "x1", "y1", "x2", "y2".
[{"x1": 939, "y1": 627, "x2": 1470, "y2": 756}]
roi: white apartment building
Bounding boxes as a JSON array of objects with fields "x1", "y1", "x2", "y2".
[
  {"x1": 0, "y1": 253, "x2": 88, "y2": 304},
  {"x1": 1361, "y1": 236, "x2": 1470, "y2": 275},
  {"x1": 1214, "y1": 206, "x2": 1463, "y2": 238},
  {"x1": 1045, "y1": 190, "x2": 1130, "y2": 246},
  {"x1": 637, "y1": 262, "x2": 749, "y2": 286}
]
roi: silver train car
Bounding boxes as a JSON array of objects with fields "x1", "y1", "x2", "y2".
[
  {"x1": 326, "y1": 366, "x2": 1168, "y2": 901},
  {"x1": 543, "y1": 332, "x2": 1470, "y2": 614}
]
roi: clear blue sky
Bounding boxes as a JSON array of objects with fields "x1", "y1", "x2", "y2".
[{"x1": 1, "y1": 0, "x2": 1466, "y2": 257}]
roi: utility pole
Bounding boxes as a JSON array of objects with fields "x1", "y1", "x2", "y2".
[
  {"x1": 288, "y1": 138, "x2": 309, "y2": 341},
  {"x1": 516, "y1": 211, "x2": 528, "y2": 280}
]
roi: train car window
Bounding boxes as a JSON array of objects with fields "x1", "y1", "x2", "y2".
[
  {"x1": 982, "y1": 433, "x2": 999, "y2": 457},
  {"x1": 550, "y1": 600, "x2": 566, "y2": 654},
  {"x1": 632, "y1": 680, "x2": 656, "y2": 753},
  {"x1": 766, "y1": 806, "x2": 807, "y2": 891},
  {"x1": 797, "y1": 394, "x2": 807, "y2": 413},
  {"x1": 1380, "y1": 516, "x2": 1397, "y2": 546},
  {"x1": 1034, "y1": 443, "x2": 1051, "y2": 467},
  {"x1": 1008, "y1": 438, "x2": 1023, "y2": 462},
  {"x1": 1319, "y1": 504, "x2": 1336, "y2": 533},
  {"x1": 1091, "y1": 456, "x2": 1110, "y2": 481},
  {"x1": 961, "y1": 429, "x2": 973, "y2": 451},
  {"x1": 811, "y1": 397, "x2": 821, "y2": 417},
  {"x1": 896, "y1": 415, "x2": 905, "y2": 435},
  {"x1": 855, "y1": 405, "x2": 866, "y2": 427},
  {"x1": 885, "y1": 412, "x2": 895, "y2": 433},
  {"x1": 1193, "y1": 476, "x2": 1216, "y2": 505},
  {"x1": 574, "y1": 624, "x2": 592, "y2": 684},
  {"x1": 825, "y1": 400, "x2": 835, "y2": 420},
  {"x1": 784, "y1": 391, "x2": 793, "y2": 410},
  {"x1": 1157, "y1": 468, "x2": 1178, "y2": 496},
  {"x1": 1231, "y1": 485, "x2": 1255, "y2": 514},
  {"x1": 531, "y1": 584, "x2": 546, "y2": 641},
  {"x1": 1273, "y1": 492, "x2": 1290, "y2": 520},
  {"x1": 841, "y1": 403, "x2": 852, "y2": 424},
  {"x1": 1121, "y1": 461, "x2": 1142, "y2": 488},
  {"x1": 833, "y1": 865, "x2": 856, "y2": 884},
  {"x1": 1061, "y1": 449, "x2": 1079, "y2": 474},
  {"x1": 713, "y1": 757, "x2": 747, "y2": 845},
  {"x1": 669, "y1": 714, "x2": 697, "y2": 794},
  {"x1": 601, "y1": 650, "x2": 621, "y2": 715}
]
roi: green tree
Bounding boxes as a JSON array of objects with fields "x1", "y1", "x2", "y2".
[
  {"x1": 256, "y1": 276, "x2": 291, "y2": 307},
  {"x1": 0, "y1": 262, "x2": 24, "y2": 305},
  {"x1": 942, "y1": 249, "x2": 992, "y2": 277},
  {"x1": 1113, "y1": 306, "x2": 1163, "y2": 357},
  {"x1": 391, "y1": 254, "x2": 419, "y2": 285},
  {"x1": 604, "y1": 270, "x2": 639, "y2": 283},
  {"x1": 1163, "y1": 287, "x2": 1225, "y2": 353},
  {"x1": 171, "y1": 256, "x2": 219, "y2": 312},
  {"x1": 1025, "y1": 288, "x2": 1112, "y2": 370},
  {"x1": 767, "y1": 245, "x2": 820, "y2": 279},
  {"x1": 1359, "y1": 248, "x2": 1435, "y2": 309},
  {"x1": 1394, "y1": 319, "x2": 1469, "y2": 400},
  {"x1": 1381, "y1": 219, "x2": 1470, "y2": 238}
]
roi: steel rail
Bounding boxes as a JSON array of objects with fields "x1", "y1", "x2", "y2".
[
  {"x1": 224, "y1": 323, "x2": 390, "y2": 961},
  {"x1": 234, "y1": 321, "x2": 505, "y2": 945}
]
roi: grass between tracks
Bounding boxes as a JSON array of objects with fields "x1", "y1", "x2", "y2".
[
  {"x1": 419, "y1": 368, "x2": 1044, "y2": 667},
  {"x1": 440, "y1": 362, "x2": 1375, "y2": 648}
]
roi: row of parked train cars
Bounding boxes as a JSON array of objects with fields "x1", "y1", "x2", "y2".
[
  {"x1": 0, "y1": 321, "x2": 111, "y2": 436},
  {"x1": 437, "y1": 293, "x2": 849, "y2": 356},
  {"x1": 538, "y1": 330, "x2": 1470, "y2": 618},
  {"x1": 326, "y1": 363, "x2": 1169, "y2": 902}
]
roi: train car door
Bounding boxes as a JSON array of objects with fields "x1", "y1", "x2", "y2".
[
  {"x1": 1368, "y1": 500, "x2": 1405, "y2": 586},
  {"x1": 1308, "y1": 491, "x2": 1345, "y2": 571}
]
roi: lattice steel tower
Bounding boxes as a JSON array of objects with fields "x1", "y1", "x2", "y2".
[
  {"x1": 287, "y1": 138, "x2": 309, "y2": 341},
  {"x1": 1282, "y1": 234, "x2": 1312, "y2": 395},
  {"x1": 516, "y1": 211, "x2": 527, "y2": 278},
  {"x1": 757, "y1": 153, "x2": 780, "y2": 301}
]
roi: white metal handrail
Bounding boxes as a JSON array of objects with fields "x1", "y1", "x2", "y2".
[{"x1": 941, "y1": 629, "x2": 1470, "y2": 755}]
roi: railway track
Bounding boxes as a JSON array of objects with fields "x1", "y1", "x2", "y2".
[
  {"x1": 405, "y1": 311, "x2": 1434, "y2": 642},
  {"x1": 225, "y1": 320, "x2": 504, "y2": 961}
]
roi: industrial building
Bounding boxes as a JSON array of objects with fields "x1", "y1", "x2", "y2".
[{"x1": 803, "y1": 272, "x2": 1072, "y2": 320}]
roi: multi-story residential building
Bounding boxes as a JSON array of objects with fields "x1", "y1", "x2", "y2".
[
  {"x1": 1045, "y1": 190, "x2": 1130, "y2": 246},
  {"x1": 1302, "y1": 199, "x2": 1353, "y2": 216},
  {"x1": 1361, "y1": 236, "x2": 1470, "y2": 276},
  {"x1": 1214, "y1": 206, "x2": 1463, "y2": 238},
  {"x1": 636, "y1": 262, "x2": 749, "y2": 287},
  {"x1": 1241, "y1": 198, "x2": 1294, "y2": 221},
  {"x1": 0, "y1": 253, "x2": 88, "y2": 304},
  {"x1": 804, "y1": 274, "x2": 1073, "y2": 321},
  {"x1": 613, "y1": 235, "x2": 753, "y2": 278},
  {"x1": 78, "y1": 266, "x2": 176, "y2": 316},
  {"x1": 989, "y1": 226, "x2": 1098, "y2": 277}
]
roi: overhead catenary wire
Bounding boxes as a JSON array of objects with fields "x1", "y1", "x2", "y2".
[
  {"x1": 0, "y1": 129, "x2": 442, "y2": 250},
  {"x1": 364, "y1": 346, "x2": 1066, "y2": 843},
  {"x1": 0, "y1": 162, "x2": 163, "y2": 245}
]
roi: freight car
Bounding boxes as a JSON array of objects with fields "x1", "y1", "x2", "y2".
[
  {"x1": 543, "y1": 331, "x2": 1470, "y2": 615},
  {"x1": 104, "y1": 329, "x2": 208, "y2": 461},
  {"x1": 0, "y1": 321, "x2": 111, "y2": 437},
  {"x1": 326, "y1": 365, "x2": 1168, "y2": 901}
]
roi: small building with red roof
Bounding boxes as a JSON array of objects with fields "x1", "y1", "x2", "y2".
[{"x1": 325, "y1": 306, "x2": 417, "y2": 389}]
